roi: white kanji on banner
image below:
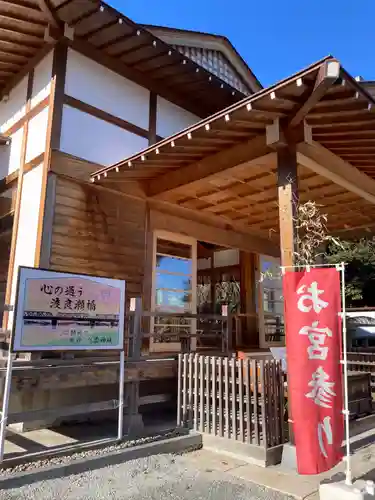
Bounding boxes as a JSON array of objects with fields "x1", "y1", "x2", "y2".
[
  {"x1": 305, "y1": 366, "x2": 336, "y2": 408},
  {"x1": 297, "y1": 282, "x2": 329, "y2": 314},
  {"x1": 318, "y1": 416, "x2": 333, "y2": 458},
  {"x1": 299, "y1": 321, "x2": 333, "y2": 360}
]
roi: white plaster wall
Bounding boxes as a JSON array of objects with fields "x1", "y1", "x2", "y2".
[
  {"x1": 156, "y1": 96, "x2": 199, "y2": 138},
  {"x1": 8, "y1": 163, "x2": 44, "y2": 327},
  {"x1": 65, "y1": 49, "x2": 150, "y2": 130},
  {"x1": 0, "y1": 142, "x2": 11, "y2": 179},
  {"x1": 25, "y1": 106, "x2": 49, "y2": 163},
  {"x1": 0, "y1": 76, "x2": 28, "y2": 133},
  {"x1": 60, "y1": 105, "x2": 148, "y2": 165},
  {"x1": 31, "y1": 50, "x2": 53, "y2": 108},
  {"x1": 7, "y1": 127, "x2": 24, "y2": 175}
]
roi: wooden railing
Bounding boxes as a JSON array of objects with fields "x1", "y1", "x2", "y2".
[
  {"x1": 177, "y1": 354, "x2": 285, "y2": 449},
  {"x1": 124, "y1": 308, "x2": 232, "y2": 356}
]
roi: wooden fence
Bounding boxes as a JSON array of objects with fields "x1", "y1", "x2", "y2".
[
  {"x1": 177, "y1": 354, "x2": 285, "y2": 450},
  {"x1": 347, "y1": 351, "x2": 375, "y2": 393}
]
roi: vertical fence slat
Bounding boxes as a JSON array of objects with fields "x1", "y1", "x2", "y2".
[
  {"x1": 212, "y1": 356, "x2": 217, "y2": 435},
  {"x1": 177, "y1": 354, "x2": 182, "y2": 427},
  {"x1": 273, "y1": 361, "x2": 280, "y2": 446},
  {"x1": 267, "y1": 361, "x2": 275, "y2": 447},
  {"x1": 238, "y1": 358, "x2": 244, "y2": 442},
  {"x1": 259, "y1": 360, "x2": 268, "y2": 449},
  {"x1": 218, "y1": 357, "x2": 223, "y2": 437},
  {"x1": 231, "y1": 357, "x2": 237, "y2": 440},
  {"x1": 245, "y1": 359, "x2": 251, "y2": 444},
  {"x1": 251, "y1": 359, "x2": 259, "y2": 446},
  {"x1": 205, "y1": 356, "x2": 211, "y2": 433},
  {"x1": 182, "y1": 353, "x2": 188, "y2": 427},
  {"x1": 225, "y1": 357, "x2": 230, "y2": 438},
  {"x1": 194, "y1": 354, "x2": 198, "y2": 431},
  {"x1": 264, "y1": 361, "x2": 271, "y2": 447},
  {"x1": 199, "y1": 355, "x2": 204, "y2": 432},
  {"x1": 188, "y1": 353, "x2": 193, "y2": 426},
  {"x1": 280, "y1": 363, "x2": 285, "y2": 444}
]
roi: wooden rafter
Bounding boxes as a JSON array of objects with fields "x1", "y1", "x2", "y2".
[
  {"x1": 288, "y1": 60, "x2": 340, "y2": 128},
  {"x1": 297, "y1": 141, "x2": 375, "y2": 205},
  {"x1": 36, "y1": 0, "x2": 62, "y2": 29},
  {"x1": 147, "y1": 135, "x2": 272, "y2": 199}
]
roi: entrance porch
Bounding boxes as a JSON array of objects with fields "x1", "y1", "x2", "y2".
[{"x1": 89, "y1": 56, "x2": 375, "y2": 356}]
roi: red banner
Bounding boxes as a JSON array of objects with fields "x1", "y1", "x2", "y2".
[{"x1": 283, "y1": 267, "x2": 344, "y2": 475}]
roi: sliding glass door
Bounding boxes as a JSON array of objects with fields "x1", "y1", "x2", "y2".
[
  {"x1": 258, "y1": 255, "x2": 285, "y2": 348},
  {"x1": 150, "y1": 231, "x2": 197, "y2": 353}
]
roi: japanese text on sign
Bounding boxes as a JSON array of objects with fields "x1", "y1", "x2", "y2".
[
  {"x1": 12, "y1": 267, "x2": 126, "y2": 352},
  {"x1": 283, "y1": 267, "x2": 343, "y2": 475}
]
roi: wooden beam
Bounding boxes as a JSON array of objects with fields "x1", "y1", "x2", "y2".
[
  {"x1": 297, "y1": 141, "x2": 375, "y2": 205},
  {"x1": 149, "y1": 209, "x2": 279, "y2": 257},
  {"x1": 277, "y1": 146, "x2": 299, "y2": 267},
  {"x1": 148, "y1": 92, "x2": 157, "y2": 146},
  {"x1": 267, "y1": 118, "x2": 312, "y2": 149},
  {"x1": 147, "y1": 135, "x2": 271, "y2": 199},
  {"x1": 35, "y1": 42, "x2": 67, "y2": 268},
  {"x1": 36, "y1": 0, "x2": 62, "y2": 29},
  {"x1": 288, "y1": 60, "x2": 340, "y2": 128},
  {"x1": 64, "y1": 94, "x2": 150, "y2": 140},
  {"x1": 49, "y1": 41, "x2": 67, "y2": 151},
  {"x1": 4, "y1": 95, "x2": 49, "y2": 137}
]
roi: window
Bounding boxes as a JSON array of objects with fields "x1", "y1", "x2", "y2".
[
  {"x1": 258, "y1": 256, "x2": 284, "y2": 347},
  {"x1": 150, "y1": 232, "x2": 196, "y2": 352}
]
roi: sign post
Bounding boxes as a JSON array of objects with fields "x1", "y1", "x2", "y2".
[
  {"x1": 282, "y1": 264, "x2": 346, "y2": 476},
  {"x1": 0, "y1": 266, "x2": 126, "y2": 462},
  {"x1": 117, "y1": 350, "x2": 125, "y2": 441},
  {"x1": 340, "y1": 263, "x2": 352, "y2": 485},
  {"x1": 0, "y1": 349, "x2": 13, "y2": 462}
]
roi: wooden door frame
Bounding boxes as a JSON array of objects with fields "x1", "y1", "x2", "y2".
[
  {"x1": 149, "y1": 229, "x2": 197, "y2": 353},
  {"x1": 258, "y1": 254, "x2": 285, "y2": 349}
]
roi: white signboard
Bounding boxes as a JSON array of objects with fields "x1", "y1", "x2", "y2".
[{"x1": 12, "y1": 267, "x2": 125, "y2": 352}]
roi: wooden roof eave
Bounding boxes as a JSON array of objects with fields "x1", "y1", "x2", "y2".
[
  {"x1": 0, "y1": 0, "x2": 247, "y2": 114},
  {"x1": 90, "y1": 55, "x2": 334, "y2": 179},
  {"x1": 90, "y1": 57, "x2": 375, "y2": 204}
]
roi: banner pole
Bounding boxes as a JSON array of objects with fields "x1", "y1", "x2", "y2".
[
  {"x1": 0, "y1": 348, "x2": 13, "y2": 463},
  {"x1": 340, "y1": 262, "x2": 352, "y2": 486},
  {"x1": 117, "y1": 350, "x2": 125, "y2": 441}
]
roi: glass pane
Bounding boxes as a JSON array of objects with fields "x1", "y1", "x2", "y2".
[
  {"x1": 156, "y1": 255, "x2": 192, "y2": 275},
  {"x1": 153, "y1": 316, "x2": 192, "y2": 343},
  {"x1": 264, "y1": 314, "x2": 285, "y2": 343},
  {"x1": 260, "y1": 256, "x2": 282, "y2": 281},
  {"x1": 155, "y1": 289, "x2": 191, "y2": 311},
  {"x1": 157, "y1": 238, "x2": 191, "y2": 259},
  {"x1": 156, "y1": 273, "x2": 192, "y2": 292}
]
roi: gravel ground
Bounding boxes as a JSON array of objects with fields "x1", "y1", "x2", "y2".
[
  {"x1": 0, "y1": 455, "x2": 289, "y2": 500},
  {"x1": 1, "y1": 430, "x2": 182, "y2": 475},
  {"x1": 0, "y1": 453, "x2": 293, "y2": 500}
]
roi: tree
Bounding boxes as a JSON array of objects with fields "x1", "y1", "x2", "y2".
[{"x1": 326, "y1": 238, "x2": 375, "y2": 307}]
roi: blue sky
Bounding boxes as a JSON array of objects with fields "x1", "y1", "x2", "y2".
[{"x1": 109, "y1": 0, "x2": 375, "y2": 87}]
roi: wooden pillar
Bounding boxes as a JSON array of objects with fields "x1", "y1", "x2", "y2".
[
  {"x1": 35, "y1": 41, "x2": 68, "y2": 269},
  {"x1": 277, "y1": 145, "x2": 299, "y2": 446},
  {"x1": 148, "y1": 93, "x2": 157, "y2": 146},
  {"x1": 239, "y1": 251, "x2": 258, "y2": 348},
  {"x1": 277, "y1": 146, "x2": 299, "y2": 268}
]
